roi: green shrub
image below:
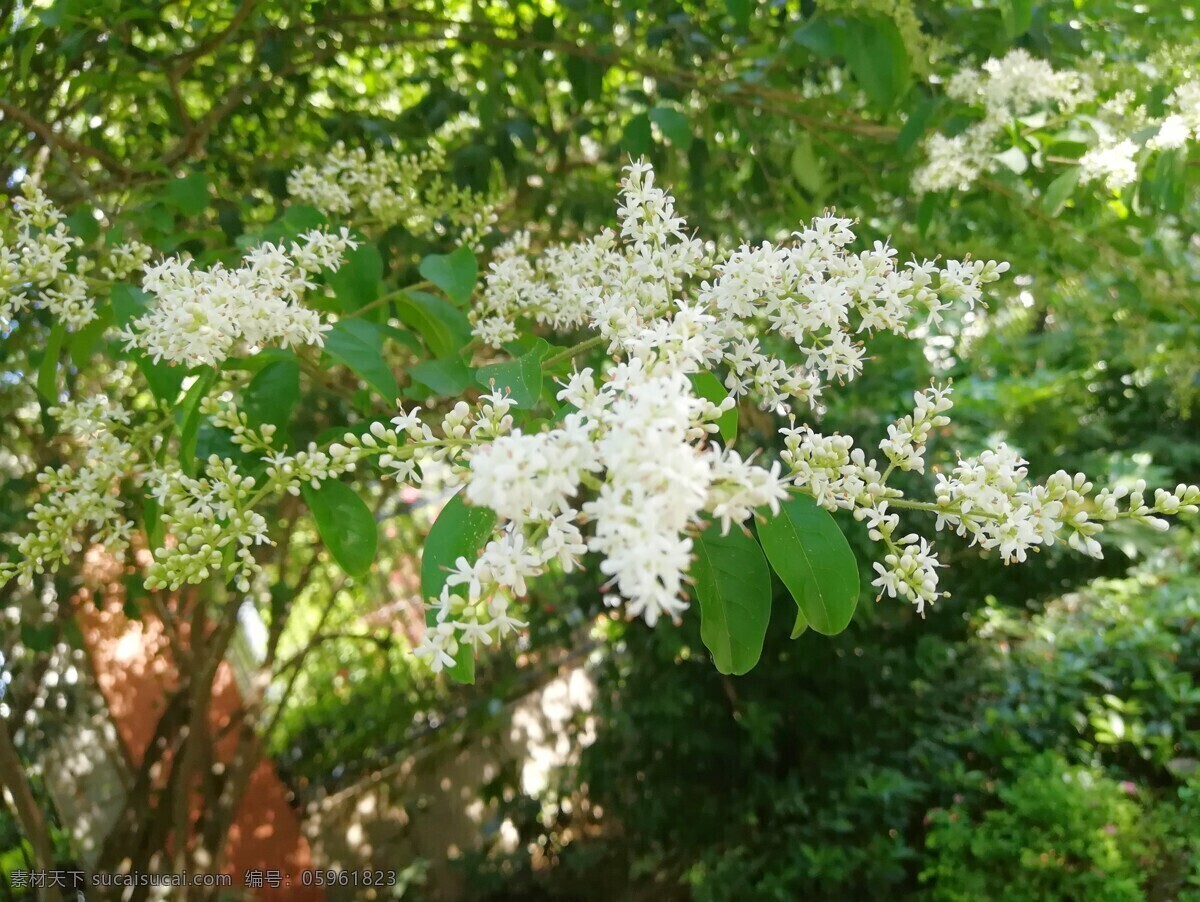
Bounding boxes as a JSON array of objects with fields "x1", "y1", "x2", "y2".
[{"x1": 922, "y1": 752, "x2": 1147, "y2": 901}]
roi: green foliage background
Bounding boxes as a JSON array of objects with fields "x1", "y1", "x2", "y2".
[{"x1": 2, "y1": 0, "x2": 1199, "y2": 898}]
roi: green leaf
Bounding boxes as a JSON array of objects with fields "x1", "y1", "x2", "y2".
[
  {"x1": 1043, "y1": 165, "x2": 1081, "y2": 215},
  {"x1": 475, "y1": 339, "x2": 549, "y2": 407},
  {"x1": 110, "y1": 284, "x2": 186, "y2": 404},
  {"x1": 689, "y1": 372, "x2": 738, "y2": 445},
  {"x1": 164, "y1": 172, "x2": 209, "y2": 217},
  {"x1": 838, "y1": 17, "x2": 910, "y2": 109},
  {"x1": 328, "y1": 243, "x2": 383, "y2": 312},
  {"x1": 1146, "y1": 149, "x2": 1185, "y2": 215},
  {"x1": 65, "y1": 206, "x2": 101, "y2": 242},
  {"x1": 410, "y1": 357, "x2": 474, "y2": 396},
  {"x1": 897, "y1": 91, "x2": 939, "y2": 156},
  {"x1": 69, "y1": 307, "x2": 112, "y2": 368},
  {"x1": 650, "y1": 106, "x2": 693, "y2": 149},
  {"x1": 789, "y1": 134, "x2": 825, "y2": 196},
  {"x1": 691, "y1": 522, "x2": 773, "y2": 675},
  {"x1": 621, "y1": 113, "x2": 653, "y2": 157},
  {"x1": 176, "y1": 369, "x2": 218, "y2": 477},
  {"x1": 142, "y1": 489, "x2": 165, "y2": 551},
  {"x1": 36, "y1": 323, "x2": 67, "y2": 402},
  {"x1": 419, "y1": 246, "x2": 478, "y2": 307},
  {"x1": 377, "y1": 323, "x2": 423, "y2": 353},
  {"x1": 281, "y1": 204, "x2": 326, "y2": 235},
  {"x1": 792, "y1": 17, "x2": 838, "y2": 57},
  {"x1": 323, "y1": 320, "x2": 399, "y2": 401},
  {"x1": 302, "y1": 480, "x2": 377, "y2": 578},
  {"x1": 218, "y1": 347, "x2": 297, "y2": 374},
  {"x1": 757, "y1": 495, "x2": 860, "y2": 636},
  {"x1": 917, "y1": 192, "x2": 938, "y2": 235},
  {"x1": 1001, "y1": 0, "x2": 1033, "y2": 39},
  {"x1": 394, "y1": 290, "x2": 473, "y2": 358},
  {"x1": 420, "y1": 492, "x2": 498, "y2": 684},
  {"x1": 791, "y1": 607, "x2": 809, "y2": 639},
  {"x1": 242, "y1": 358, "x2": 301, "y2": 436}
]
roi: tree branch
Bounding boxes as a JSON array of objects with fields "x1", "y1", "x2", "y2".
[
  {"x1": 0, "y1": 718, "x2": 63, "y2": 902},
  {"x1": 0, "y1": 99, "x2": 131, "y2": 178}
]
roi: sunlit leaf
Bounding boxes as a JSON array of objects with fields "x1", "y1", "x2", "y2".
[{"x1": 757, "y1": 496, "x2": 859, "y2": 636}]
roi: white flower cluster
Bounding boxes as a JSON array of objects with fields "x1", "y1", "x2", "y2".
[
  {"x1": 332, "y1": 359, "x2": 786, "y2": 672},
  {"x1": 915, "y1": 50, "x2": 1198, "y2": 196},
  {"x1": 1148, "y1": 80, "x2": 1200, "y2": 150},
  {"x1": 141, "y1": 394, "x2": 368, "y2": 594},
  {"x1": 118, "y1": 228, "x2": 355, "y2": 366},
  {"x1": 4, "y1": 161, "x2": 1197, "y2": 679},
  {"x1": 313, "y1": 162, "x2": 1003, "y2": 668},
  {"x1": 143, "y1": 458, "x2": 271, "y2": 593},
  {"x1": 0, "y1": 387, "x2": 366, "y2": 596},
  {"x1": 0, "y1": 398, "x2": 139, "y2": 590},
  {"x1": 914, "y1": 50, "x2": 1092, "y2": 194},
  {"x1": 477, "y1": 162, "x2": 1008, "y2": 412},
  {"x1": 1077, "y1": 139, "x2": 1139, "y2": 192},
  {"x1": 0, "y1": 184, "x2": 151, "y2": 330},
  {"x1": 287, "y1": 142, "x2": 500, "y2": 250},
  {"x1": 394, "y1": 164, "x2": 1193, "y2": 659},
  {"x1": 947, "y1": 49, "x2": 1093, "y2": 122},
  {"x1": 781, "y1": 385, "x2": 1200, "y2": 613}
]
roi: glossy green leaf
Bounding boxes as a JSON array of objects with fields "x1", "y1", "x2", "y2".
[
  {"x1": 410, "y1": 357, "x2": 474, "y2": 396},
  {"x1": 394, "y1": 290, "x2": 473, "y2": 358},
  {"x1": 242, "y1": 358, "x2": 300, "y2": 436},
  {"x1": 323, "y1": 320, "x2": 399, "y2": 401},
  {"x1": 1043, "y1": 166, "x2": 1082, "y2": 215},
  {"x1": 328, "y1": 243, "x2": 383, "y2": 312},
  {"x1": 691, "y1": 522, "x2": 773, "y2": 675},
  {"x1": 791, "y1": 607, "x2": 809, "y2": 639},
  {"x1": 165, "y1": 172, "x2": 209, "y2": 217},
  {"x1": 476, "y1": 338, "x2": 549, "y2": 407},
  {"x1": 757, "y1": 495, "x2": 860, "y2": 636},
  {"x1": 302, "y1": 480, "x2": 377, "y2": 578},
  {"x1": 419, "y1": 246, "x2": 477, "y2": 306},
  {"x1": 143, "y1": 478, "x2": 166, "y2": 551},
  {"x1": 621, "y1": 113, "x2": 653, "y2": 157},
  {"x1": 177, "y1": 369, "x2": 218, "y2": 477},
  {"x1": 839, "y1": 17, "x2": 910, "y2": 109},
  {"x1": 1001, "y1": 0, "x2": 1033, "y2": 39},
  {"x1": 65, "y1": 206, "x2": 100, "y2": 242},
  {"x1": 650, "y1": 106, "x2": 692, "y2": 149},
  {"x1": 689, "y1": 372, "x2": 738, "y2": 445},
  {"x1": 281, "y1": 204, "x2": 326, "y2": 235},
  {"x1": 1146, "y1": 149, "x2": 1185, "y2": 214},
  {"x1": 420, "y1": 492, "x2": 498, "y2": 684}
]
